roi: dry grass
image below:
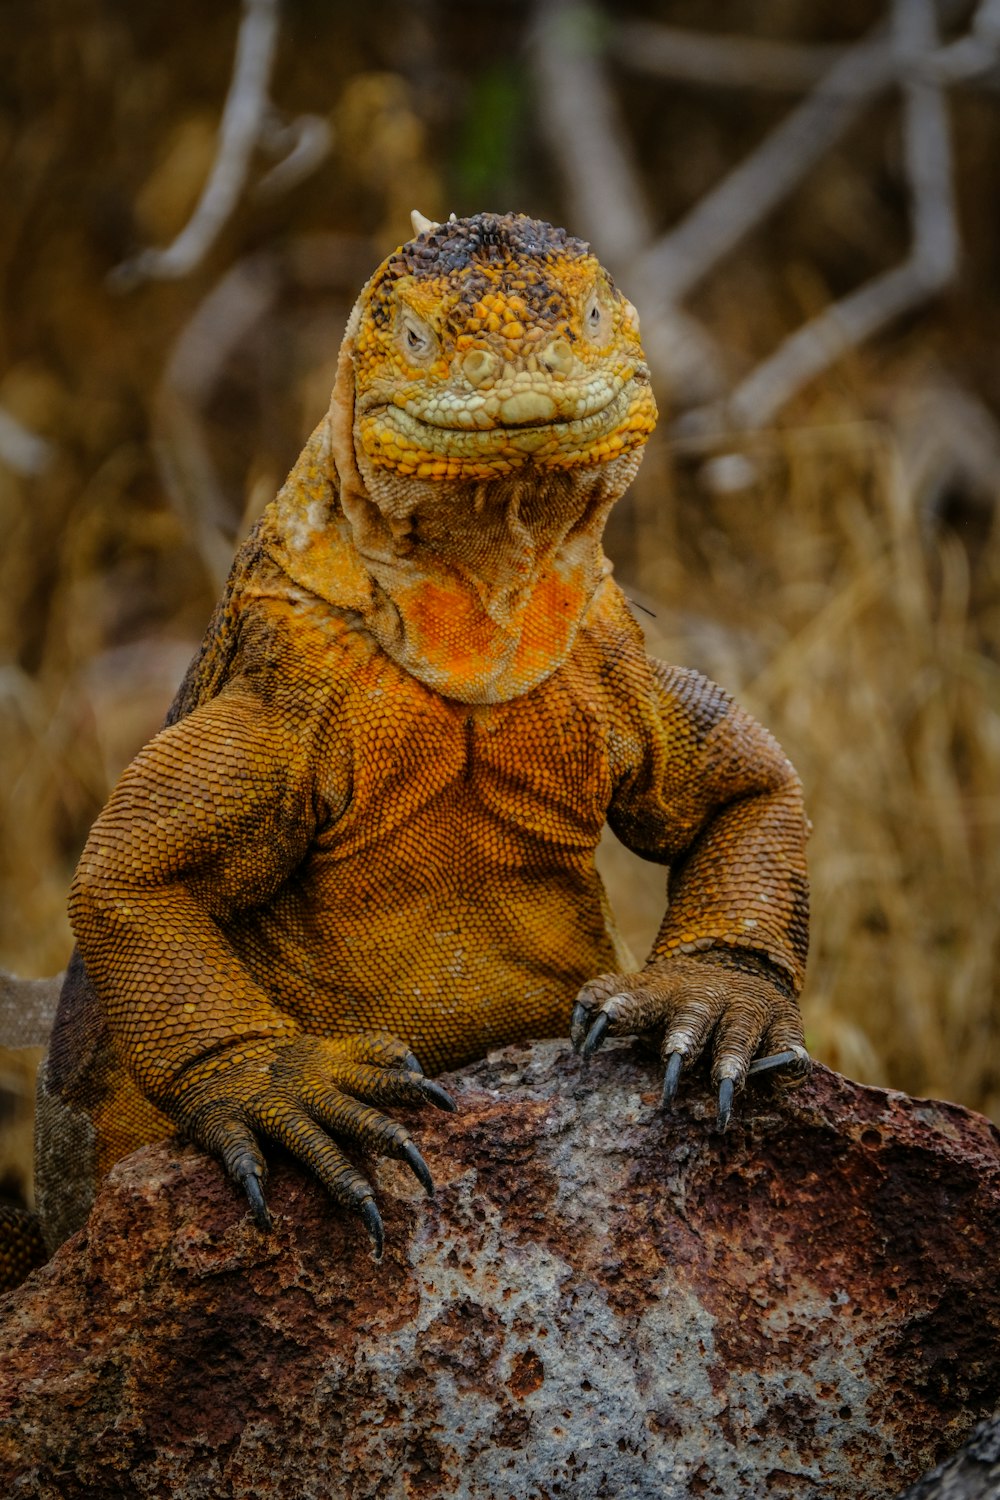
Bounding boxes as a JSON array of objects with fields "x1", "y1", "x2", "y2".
[{"x1": 600, "y1": 408, "x2": 1000, "y2": 1121}]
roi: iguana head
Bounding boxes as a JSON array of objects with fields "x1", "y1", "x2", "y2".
[
  {"x1": 270, "y1": 212, "x2": 658, "y2": 704},
  {"x1": 348, "y1": 211, "x2": 657, "y2": 481}
]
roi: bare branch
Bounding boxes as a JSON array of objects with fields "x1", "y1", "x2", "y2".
[
  {"x1": 154, "y1": 233, "x2": 376, "y2": 585},
  {"x1": 155, "y1": 253, "x2": 283, "y2": 584},
  {"x1": 931, "y1": 0, "x2": 1000, "y2": 81},
  {"x1": 892, "y1": 371, "x2": 1000, "y2": 533},
  {"x1": 613, "y1": 24, "x2": 848, "y2": 92},
  {"x1": 255, "y1": 112, "x2": 333, "y2": 200},
  {"x1": 633, "y1": 27, "x2": 896, "y2": 312},
  {"x1": 532, "y1": 0, "x2": 651, "y2": 266},
  {"x1": 614, "y1": 7, "x2": 1000, "y2": 93},
  {"x1": 0, "y1": 405, "x2": 55, "y2": 476},
  {"x1": 901, "y1": 0, "x2": 960, "y2": 282},
  {"x1": 531, "y1": 0, "x2": 724, "y2": 402},
  {"x1": 111, "y1": 0, "x2": 282, "y2": 288},
  {"x1": 722, "y1": 0, "x2": 957, "y2": 430}
]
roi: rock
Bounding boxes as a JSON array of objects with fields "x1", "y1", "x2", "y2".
[
  {"x1": 897, "y1": 1416, "x2": 1000, "y2": 1500},
  {"x1": 0, "y1": 1040, "x2": 997, "y2": 1500},
  {"x1": 899, "y1": 1416, "x2": 1000, "y2": 1500}
]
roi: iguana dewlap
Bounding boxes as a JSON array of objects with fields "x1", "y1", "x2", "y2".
[{"x1": 26, "y1": 212, "x2": 809, "y2": 1269}]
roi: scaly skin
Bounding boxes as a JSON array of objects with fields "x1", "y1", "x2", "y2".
[{"x1": 27, "y1": 213, "x2": 809, "y2": 1269}]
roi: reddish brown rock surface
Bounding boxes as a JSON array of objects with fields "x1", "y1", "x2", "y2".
[{"x1": 0, "y1": 1040, "x2": 998, "y2": 1499}]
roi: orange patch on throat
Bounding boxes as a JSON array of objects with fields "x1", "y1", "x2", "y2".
[
  {"x1": 391, "y1": 564, "x2": 592, "y2": 700},
  {"x1": 514, "y1": 568, "x2": 588, "y2": 675},
  {"x1": 400, "y1": 576, "x2": 497, "y2": 681}
]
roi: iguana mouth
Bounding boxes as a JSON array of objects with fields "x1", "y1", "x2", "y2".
[
  {"x1": 358, "y1": 374, "x2": 655, "y2": 476},
  {"x1": 397, "y1": 372, "x2": 636, "y2": 432}
]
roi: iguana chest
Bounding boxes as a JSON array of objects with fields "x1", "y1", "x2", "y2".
[
  {"x1": 311, "y1": 643, "x2": 617, "y2": 874},
  {"x1": 224, "y1": 623, "x2": 630, "y2": 1065}
]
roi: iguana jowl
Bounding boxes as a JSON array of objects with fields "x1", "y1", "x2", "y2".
[{"x1": 30, "y1": 211, "x2": 810, "y2": 1267}]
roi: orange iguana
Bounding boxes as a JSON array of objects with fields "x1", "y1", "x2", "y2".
[{"x1": 6, "y1": 211, "x2": 810, "y2": 1285}]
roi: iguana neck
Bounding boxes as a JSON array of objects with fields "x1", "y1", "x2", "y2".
[{"x1": 264, "y1": 418, "x2": 641, "y2": 704}]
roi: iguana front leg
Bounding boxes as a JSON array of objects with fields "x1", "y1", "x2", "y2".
[
  {"x1": 573, "y1": 662, "x2": 811, "y2": 1123},
  {"x1": 164, "y1": 1030, "x2": 454, "y2": 1254},
  {"x1": 70, "y1": 685, "x2": 452, "y2": 1252}
]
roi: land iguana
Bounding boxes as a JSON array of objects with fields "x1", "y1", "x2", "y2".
[{"x1": 3, "y1": 211, "x2": 810, "y2": 1288}]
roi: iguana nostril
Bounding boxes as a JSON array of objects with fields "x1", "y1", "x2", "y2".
[
  {"x1": 540, "y1": 337, "x2": 574, "y2": 376},
  {"x1": 462, "y1": 348, "x2": 498, "y2": 388}
]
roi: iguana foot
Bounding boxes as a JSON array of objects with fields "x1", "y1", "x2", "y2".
[
  {"x1": 571, "y1": 953, "x2": 810, "y2": 1129},
  {"x1": 163, "y1": 1031, "x2": 455, "y2": 1256}
]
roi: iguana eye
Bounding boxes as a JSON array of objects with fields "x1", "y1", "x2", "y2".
[
  {"x1": 399, "y1": 312, "x2": 436, "y2": 361},
  {"x1": 583, "y1": 290, "x2": 610, "y2": 343}
]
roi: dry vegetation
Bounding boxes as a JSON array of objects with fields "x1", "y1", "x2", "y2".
[
  {"x1": 0, "y1": 0, "x2": 998, "y2": 1210},
  {"x1": 601, "y1": 409, "x2": 1000, "y2": 1118}
]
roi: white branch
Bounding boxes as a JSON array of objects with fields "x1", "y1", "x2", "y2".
[
  {"x1": 255, "y1": 112, "x2": 333, "y2": 200},
  {"x1": 931, "y1": 0, "x2": 1000, "y2": 81},
  {"x1": 112, "y1": 0, "x2": 281, "y2": 288},
  {"x1": 614, "y1": 7, "x2": 1000, "y2": 93},
  {"x1": 531, "y1": 0, "x2": 724, "y2": 402},
  {"x1": 723, "y1": 0, "x2": 957, "y2": 429},
  {"x1": 532, "y1": 0, "x2": 651, "y2": 266},
  {"x1": 153, "y1": 233, "x2": 374, "y2": 584},
  {"x1": 155, "y1": 253, "x2": 282, "y2": 583},
  {"x1": 633, "y1": 27, "x2": 896, "y2": 312},
  {"x1": 613, "y1": 24, "x2": 848, "y2": 92}
]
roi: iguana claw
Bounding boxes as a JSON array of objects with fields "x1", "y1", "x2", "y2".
[
  {"x1": 581, "y1": 1012, "x2": 610, "y2": 1058},
  {"x1": 171, "y1": 1032, "x2": 455, "y2": 1255},
  {"x1": 415, "y1": 1079, "x2": 457, "y2": 1112},
  {"x1": 747, "y1": 1047, "x2": 806, "y2": 1077},
  {"x1": 570, "y1": 1001, "x2": 589, "y2": 1050},
  {"x1": 241, "y1": 1169, "x2": 273, "y2": 1232},
  {"x1": 661, "y1": 1051, "x2": 684, "y2": 1109},
  {"x1": 572, "y1": 953, "x2": 809, "y2": 1130},
  {"x1": 717, "y1": 1077, "x2": 734, "y2": 1131},
  {"x1": 360, "y1": 1197, "x2": 385, "y2": 1259},
  {"x1": 401, "y1": 1140, "x2": 435, "y2": 1195}
]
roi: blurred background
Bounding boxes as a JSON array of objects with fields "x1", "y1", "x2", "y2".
[{"x1": 2, "y1": 0, "x2": 999, "y2": 1207}]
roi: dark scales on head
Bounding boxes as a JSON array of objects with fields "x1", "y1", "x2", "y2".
[
  {"x1": 404, "y1": 212, "x2": 587, "y2": 274},
  {"x1": 380, "y1": 212, "x2": 593, "y2": 330}
]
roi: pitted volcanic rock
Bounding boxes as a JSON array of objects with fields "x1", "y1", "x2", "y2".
[{"x1": 0, "y1": 1041, "x2": 997, "y2": 1499}]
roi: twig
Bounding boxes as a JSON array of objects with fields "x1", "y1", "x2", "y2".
[
  {"x1": 724, "y1": 0, "x2": 957, "y2": 429},
  {"x1": 532, "y1": 0, "x2": 651, "y2": 267},
  {"x1": 614, "y1": 6, "x2": 1000, "y2": 92},
  {"x1": 633, "y1": 26, "x2": 896, "y2": 312},
  {"x1": 0, "y1": 405, "x2": 55, "y2": 476},
  {"x1": 531, "y1": 0, "x2": 724, "y2": 403},
  {"x1": 154, "y1": 233, "x2": 376, "y2": 585},
  {"x1": 111, "y1": 0, "x2": 297, "y2": 288},
  {"x1": 155, "y1": 253, "x2": 282, "y2": 583},
  {"x1": 255, "y1": 112, "x2": 333, "y2": 200},
  {"x1": 931, "y1": 0, "x2": 1000, "y2": 81},
  {"x1": 892, "y1": 371, "x2": 1000, "y2": 535},
  {"x1": 612, "y1": 25, "x2": 848, "y2": 92}
]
